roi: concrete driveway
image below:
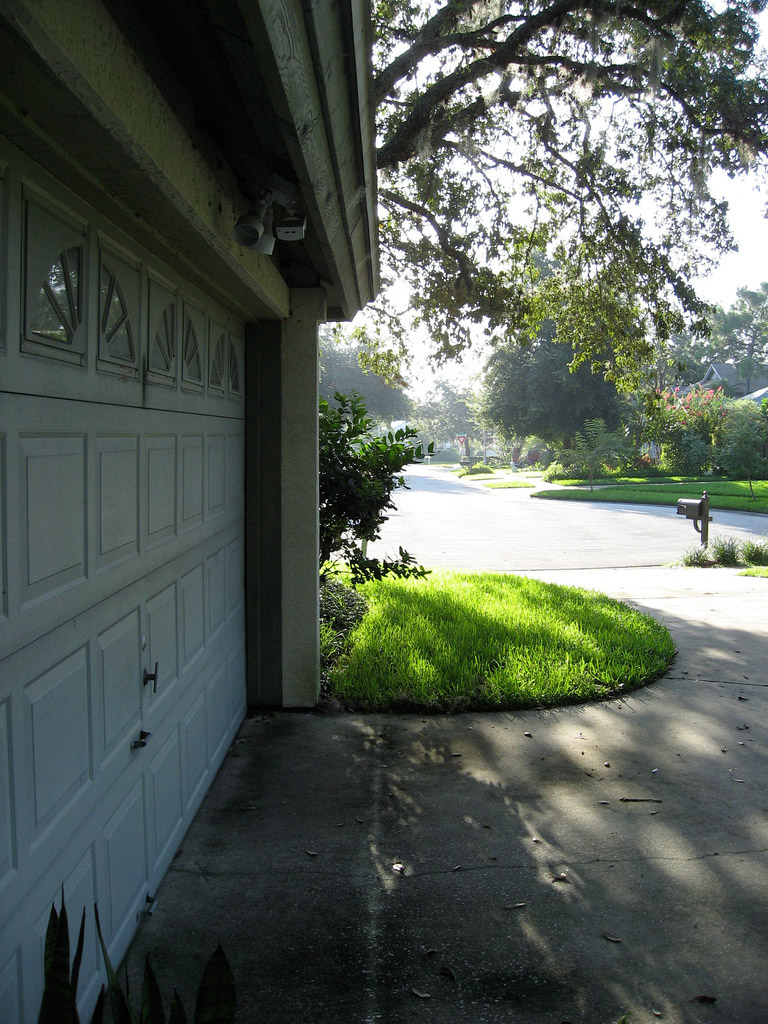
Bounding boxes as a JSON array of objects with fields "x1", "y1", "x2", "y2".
[{"x1": 122, "y1": 558, "x2": 768, "y2": 1024}]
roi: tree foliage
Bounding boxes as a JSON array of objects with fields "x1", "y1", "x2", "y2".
[
  {"x1": 319, "y1": 330, "x2": 412, "y2": 424},
  {"x1": 372, "y1": 1, "x2": 768, "y2": 385},
  {"x1": 479, "y1": 327, "x2": 624, "y2": 445},
  {"x1": 715, "y1": 398, "x2": 768, "y2": 496},
  {"x1": 709, "y1": 283, "x2": 768, "y2": 392},
  {"x1": 411, "y1": 380, "x2": 480, "y2": 448},
  {"x1": 561, "y1": 418, "x2": 626, "y2": 488},
  {"x1": 319, "y1": 393, "x2": 431, "y2": 583}
]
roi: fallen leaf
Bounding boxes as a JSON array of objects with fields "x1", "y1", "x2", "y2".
[
  {"x1": 411, "y1": 987, "x2": 431, "y2": 999},
  {"x1": 336, "y1": 821, "x2": 345, "y2": 827},
  {"x1": 452, "y1": 864, "x2": 461, "y2": 871},
  {"x1": 601, "y1": 931, "x2": 622, "y2": 943},
  {"x1": 652, "y1": 1010, "x2": 662, "y2": 1018},
  {"x1": 599, "y1": 800, "x2": 610, "y2": 805},
  {"x1": 721, "y1": 748, "x2": 728, "y2": 753},
  {"x1": 604, "y1": 762, "x2": 611, "y2": 768},
  {"x1": 550, "y1": 871, "x2": 570, "y2": 883},
  {"x1": 504, "y1": 902, "x2": 526, "y2": 909},
  {"x1": 356, "y1": 816, "x2": 365, "y2": 822},
  {"x1": 524, "y1": 731, "x2": 533, "y2": 738},
  {"x1": 737, "y1": 724, "x2": 749, "y2": 730},
  {"x1": 451, "y1": 752, "x2": 462, "y2": 757},
  {"x1": 440, "y1": 965, "x2": 457, "y2": 982},
  {"x1": 392, "y1": 862, "x2": 405, "y2": 874},
  {"x1": 306, "y1": 850, "x2": 318, "y2": 857},
  {"x1": 690, "y1": 994, "x2": 716, "y2": 1004},
  {"x1": 619, "y1": 798, "x2": 662, "y2": 803},
  {"x1": 738, "y1": 695, "x2": 749, "y2": 701},
  {"x1": 532, "y1": 837, "x2": 542, "y2": 843}
]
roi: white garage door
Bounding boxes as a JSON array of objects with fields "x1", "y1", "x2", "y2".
[{"x1": 0, "y1": 136, "x2": 247, "y2": 1022}]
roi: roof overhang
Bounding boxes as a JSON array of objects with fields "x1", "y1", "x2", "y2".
[{"x1": 0, "y1": 0, "x2": 379, "y2": 321}]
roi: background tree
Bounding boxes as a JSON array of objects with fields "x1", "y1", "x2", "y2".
[
  {"x1": 411, "y1": 381, "x2": 481, "y2": 453},
  {"x1": 319, "y1": 329, "x2": 411, "y2": 424},
  {"x1": 714, "y1": 399, "x2": 768, "y2": 497},
  {"x1": 479, "y1": 327, "x2": 625, "y2": 448},
  {"x1": 371, "y1": 1, "x2": 768, "y2": 385},
  {"x1": 561, "y1": 418, "x2": 626, "y2": 490},
  {"x1": 708, "y1": 284, "x2": 768, "y2": 392}
]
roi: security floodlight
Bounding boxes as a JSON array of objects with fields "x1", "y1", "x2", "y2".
[{"x1": 232, "y1": 196, "x2": 272, "y2": 246}]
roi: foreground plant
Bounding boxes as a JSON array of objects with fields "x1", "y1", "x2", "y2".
[
  {"x1": 319, "y1": 392, "x2": 432, "y2": 583},
  {"x1": 37, "y1": 896, "x2": 235, "y2": 1024}
]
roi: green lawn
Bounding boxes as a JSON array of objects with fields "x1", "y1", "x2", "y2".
[
  {"x1": 328, "y1": 571, "x2": 675, "y2": 713},
  {"x1": 533, "y1": 479, "x2": 768, "y2": 514}
]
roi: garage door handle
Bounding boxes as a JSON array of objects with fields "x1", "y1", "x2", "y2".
[{"x1": 143, "y1": 662, "x2": 159, "y2": 693}]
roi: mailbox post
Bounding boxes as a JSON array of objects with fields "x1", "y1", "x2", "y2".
[{"x1": 676, "y1": 490, "x2": 712, "y2": 546}]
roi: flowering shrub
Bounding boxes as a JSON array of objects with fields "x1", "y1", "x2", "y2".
[{"x1": 647, "y1": 386, "x2": 728, "y2": 473}]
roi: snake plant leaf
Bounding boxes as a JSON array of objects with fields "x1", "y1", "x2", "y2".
[
  {"x1": 141, "y1": 955, "x2": 165, "y2": 1024},
  {"x1": 193, "y1": 945, "x2": 236, "y2": 1024},
  {"x1": 168, "y1": 990, "x2": 188, "y2": 1024},
  {"x1": 94, "y1": 903, "x2": 136, "y2": 1024},
  {"x1": 37, "y1": 896, "x2": 78, "y2": 1024},
  {"x1": 70, "y1": 906, "x2": 86, "y2": 1012}
]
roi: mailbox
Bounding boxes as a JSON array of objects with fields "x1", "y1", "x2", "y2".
[
  {"x1": 676, "y1": 491, "x2": 712, "y2": 546},
  {"x1": 676, "y1": 497, "x2": 703, "y2": 520}
]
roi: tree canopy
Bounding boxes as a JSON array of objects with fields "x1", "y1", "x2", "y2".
[
  {"x1": 372, "y1": 1, "x2": 768, "y2": 387},
  {"x1": 479, "y1": 328, "x2": 624, "y2": 445},
  {"x1": 709, "y1": 282, "x2": 768, "y2": 392}
]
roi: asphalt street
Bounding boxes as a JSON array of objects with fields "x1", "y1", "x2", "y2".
[{"x1": 368, "y1": 464, "x2": 768, "y2": 572}]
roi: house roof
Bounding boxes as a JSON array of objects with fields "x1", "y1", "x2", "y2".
[{"x1": 0, "y1": 0, "x2": 379, "y2": 322}]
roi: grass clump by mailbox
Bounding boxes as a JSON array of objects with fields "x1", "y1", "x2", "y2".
[{"x1": 327, "y1": 572, "x2": 675, "y2": 713}]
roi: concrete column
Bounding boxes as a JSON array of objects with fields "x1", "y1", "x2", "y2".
[
  {"x1": 280, "y1": 288, "x2": 325, "y2": 706},
  {"x1": 244, "y1": 290, "x2": 325, "y2": 708}
]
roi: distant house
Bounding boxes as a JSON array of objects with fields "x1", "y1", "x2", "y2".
[
  {"x1": 678, "y1": 362, "x2": 768, "y2": 397},
  {"x1": 744, "y1": 385, "x2": 768, "y2": 405}
]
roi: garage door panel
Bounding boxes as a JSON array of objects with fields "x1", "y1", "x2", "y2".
[
  {"x1": 0, "y1": 952, "x2": 21, "y2": 1024},
  {"x1": 98, "y1": 608, "x2": 142, "y2": 756},
  {"x1": 206, "y1": 434, "x2": 225, "y2": 519},
  {"x1": 146, "y1": 434, "x2": 177, "y2": 549},
  {"x1": 206, "y1": 661, "x2": 229, "y2": 767},
  {"x1": 0, "y1": 699, "x2": 14, "y2": 889},
  {"x1": 95, "y1": 435, "x2": 140, "y2": 571},
  {"x1": 25, "y1": 647, "x2": 91, "y2": 838},
  {"x1": 180, "y1": 435, "x2": 204, "y2": 533},
  {"x1": 182, "y1": 693, "x2": 208, "y2": 812},
  {"x1": 148, "y1": 730, "x2": 183, "y2": 873},
  {"x1": 180, "y1": 564, "x2": 205, "y2": 670},
  {"x1": 103, "y1": 780, "x2": 148, "y2": 950},
  {"x1": 144, "y1": 582, "x2": 179, "y2": 733},
  {"x1": 19, "y1": 434, "x2": 87, "y2": 609}
]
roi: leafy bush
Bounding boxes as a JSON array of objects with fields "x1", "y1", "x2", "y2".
[
  {"x1": 741, "y1": 538, "x2": 768, "y2": 565},
  {"x1": 320, "y1": 579, "x2": 369, "y2": 673},
  {"x1": 542, "y1": 461, "x2": 569, "y2": 481},
  {"x1": 319, "y1": 392, "x2": 432, "y2": 583},
  {"x1": 458, "y1": 462, "x2": 494, "y2": 476},
  {"x1": 660, "y1": 427, "x2": 710, "y2": 475},
  {"x1": 429, "y1": 448, "x2": 460, "y2": 464}
]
